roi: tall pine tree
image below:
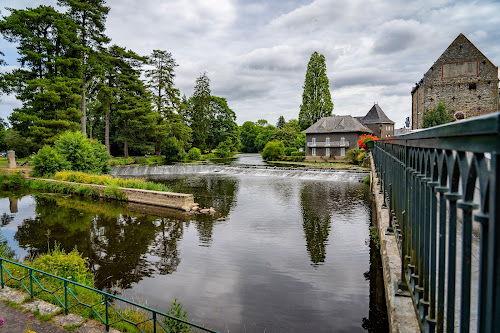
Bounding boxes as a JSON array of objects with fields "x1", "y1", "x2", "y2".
[
  {"x1": 298, "y1": 52, "x2": 333, "y2": 130},
  {"x1": 189, "y1": 72, "x2": 211, "y2": 150},
  {"x1": 145, "y1": 50, "x2": 180, "y2": 156},
  {"x1": 57, "y1": 0, "x2": 110, "y2": 135}
]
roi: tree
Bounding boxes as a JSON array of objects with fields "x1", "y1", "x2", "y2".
[
  {"x1": 423, "y1": 101, "x2": 454, "y2": 128},
  {"x1": 1, "y1": 6, "x2": 82, "y2": 147},
  {"x1": 262, "y1": 141, "x2": 285, "y2": 161},
  {"x1": 57, "y1": 0, "x2": 110, "y2": 135},
  {"x1": 254, "y1": 124, "x2": 275, "y2": 152},
  {"x1": 276, "y1": 115, "x2": 285, "y2": 129},
  {"x1": 299, "y1": 52, "x2": 333, "y2": 130},
  {"x1": 189, "y1": 72, "x2": 211, "y2": 150},
  {"x1": 272, "y1": 121, "x2": 299, "y2": 148},
  {"x1": 239, "y1": 121, "x2": 260, "y2": 153},
  {"x1": 207, "y1": 96, "x2": 239, "y2": 151},
  {"x1": 145, "y1": 50, "x2": 180, "y2": 156}
]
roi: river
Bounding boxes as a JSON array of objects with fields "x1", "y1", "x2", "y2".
[{"x1": 0, "y1": 154, "x2": 388, "y2": 332}]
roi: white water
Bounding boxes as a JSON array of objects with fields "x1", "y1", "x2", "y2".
[{"x1": 111, "y1": 164, "x2": 370, "y2": 182}]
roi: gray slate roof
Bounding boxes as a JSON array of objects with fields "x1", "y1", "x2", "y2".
[
  {"x1": 302, "y1": 115, "x2": 373, "y2": 134},
  {"x1": 361, "y1": 104, "x2": 394, "y2": 124}
]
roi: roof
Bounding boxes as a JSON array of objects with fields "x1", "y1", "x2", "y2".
[
  {"x1": 302, "y1": 115, "x2": 373, "y2": 134},
  {"x1": 361, "y1": 104, "x2": 394, "y2": 124}
]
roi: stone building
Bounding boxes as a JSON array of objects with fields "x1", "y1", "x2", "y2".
[
  {"x1": 411, "y1": 33, "x2": 499, "y2": 129},
  {"x1": 355, "y1": 103, "x2": 395, "y2": 138},
  {"x1": 302, "y1": 115, "x2": 372, "y2": 161}
]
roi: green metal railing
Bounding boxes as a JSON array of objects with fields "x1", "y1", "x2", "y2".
[
  {"x1": 0, "y1": 257, "x2": 219, "y2": 333},
  {"x1": 371, "y1": 112, "x2": 500, "y2": 333}
]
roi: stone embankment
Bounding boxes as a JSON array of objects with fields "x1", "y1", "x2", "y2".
[{"x1": 30, "y1": 178, "x2": 216, "y2": 214}]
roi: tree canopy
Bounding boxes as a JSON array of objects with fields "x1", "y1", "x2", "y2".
[
  {"x1": 423, "y1": 101, "x2": 454, "y2": 128},
  {"x1": 298, "y1": 52, "x2": 333, "y2": 130}
]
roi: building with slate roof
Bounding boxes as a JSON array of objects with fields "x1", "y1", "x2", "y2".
[
  {"x1": 356, "y1": 103, "x2": 395, "y2": 138},
  {"x1": 302, "y1": 115, "x2": 372, "y2": 160},
  {"x1": 411, "y1": 34, "x2": 499, "y2": 129}
]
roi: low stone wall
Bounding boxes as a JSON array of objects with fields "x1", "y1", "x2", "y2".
[
  {"x1": 30, "y1": 178, "x2": 196, "y2": 211},
  {"x1": 370, "y1": 157, "x2": 420, "y2": 333}
]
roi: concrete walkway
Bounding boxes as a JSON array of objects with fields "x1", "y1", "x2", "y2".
[{"x1": 0, "y1": 286, "x2": 120, "y2": 333}]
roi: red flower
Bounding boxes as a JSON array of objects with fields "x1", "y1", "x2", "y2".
[{"x1": 358, "y1": 134, "x2": 378, "y2": 151}]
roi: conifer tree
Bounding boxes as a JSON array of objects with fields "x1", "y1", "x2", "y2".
[
  {"x1": 298, "y1": 52, "x2": 333, "y2": 130},
  {"x1": 190, "y1": 72, "x2": 211, "y2": 150},
  {"x1": 276, "y1": 115, "x2": 285, "y2": 129}
]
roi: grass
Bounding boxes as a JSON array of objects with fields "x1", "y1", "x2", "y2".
[{"x1": 53, "y1": 171, "x2": 171, "y2": 192}]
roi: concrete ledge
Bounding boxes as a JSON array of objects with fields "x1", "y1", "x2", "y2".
[
  {"x1": 29, "y1": 178, "x2": 196, "y2": 211},
  {"x1": 370, "y1": 157, "x2": 420, "y2": 333}
]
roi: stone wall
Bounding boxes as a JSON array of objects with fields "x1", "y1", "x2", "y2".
[{"x1": 411, "y1": 34, "x2": 499, "y2": 129}]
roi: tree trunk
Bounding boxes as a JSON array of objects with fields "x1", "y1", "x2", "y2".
[
  {"x1": 81, "y1": 75, "x2": 87, "y2": 135},
  {"x1": 105, "y1": 110, "x2": 110, "y2": 153},
  {"x1": 124, "y1": 140, "x2": 129, "y2": 159}
]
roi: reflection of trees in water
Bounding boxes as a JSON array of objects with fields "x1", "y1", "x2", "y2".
[
  {"x1": 1, "y1": 212, "x2": 14, "y2": 226},
  {"x1": 300, "y1": 182, "x2": 371, "y2": 265},
  {"x1": 150, "y1": 218, "x2": 184, "y2": 275},
  {"x1": 300, "y1": 183, "x2": 332, "y2": 265},
  {"x1": 154, "y1": 175, "x2": 239, "y2": 245},
  {"x1": 90, "y1": 214, "x2": 157, "y2": 290},
  {"x1": 13, "y1": 195, "x2": 188, "y2": 291}
]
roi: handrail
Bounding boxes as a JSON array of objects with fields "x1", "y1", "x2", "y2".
[
  {"x1": 371, "y1": 112, "x2": 500, "y2": 332},
  {"x1": 0, "y1": 257, "x2": 219, "y2": 332}
]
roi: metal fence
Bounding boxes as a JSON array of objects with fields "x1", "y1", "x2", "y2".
[
  {"x1": 371, "y1": 112, "x2": 500, "y2": 333},
  {"x1": 0, "y1": 257, "x2": 219, "y2": 333}
]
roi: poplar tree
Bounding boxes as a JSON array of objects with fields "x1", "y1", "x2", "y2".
[{"x1": 298, "y1": 52, "x2": 333, "y2": 130}]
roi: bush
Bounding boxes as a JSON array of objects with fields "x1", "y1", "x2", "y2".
[
  {"x1": 215, "y1": 139, "x2": 232, "y2": 158},
  {"x1": 164, "y1": 298, "x2": 192, "y2": 333},
  {"x1": 187, "y1": 147, "x2": 202, "y2": 161},
  {"x1": 285, "y1": 147, "x2": 298, "y2": 156},
  {"x1": 32, "y1": 145, "x2": 70, "y2": 177},
  {"x1": 262, "y1": 141, "x2": 285, "y2": 161},
  {"x1": 164, "y1": 137, "x2": 186, "y2": 162},
  {"x1": 291, "y1": 150, "x2": 305, "y2": 157},
  {"x1": 345, "y1": 148, "x2": 364, "y2": 165},
  {"x1": 54, "y1": 131, "x2": 110, "y2": 174}
]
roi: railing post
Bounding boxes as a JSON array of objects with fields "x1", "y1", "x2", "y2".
[
  {"x1": 0, "y1": 259, "x2": 3, "y2": 288},
  {"x1": 64, "y1": 280, "x2": 68, "y2": 315},
  {"x1": 105, "y1": 294, "x2": 109, "y2": 332},
  {"x1": 29, "y1": 268, "x2": 33, "y2": 298},
  {"x1": 153, "y1": 312, "x2": 157, "y2": 333}
]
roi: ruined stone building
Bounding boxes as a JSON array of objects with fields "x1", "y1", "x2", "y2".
[{"x1": 411, "y1": 33, "x2": 499, "y2": 129}]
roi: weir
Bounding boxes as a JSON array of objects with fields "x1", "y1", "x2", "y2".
[{"x1": 111, "y1": 164, "x2": 370, "y2": 182}]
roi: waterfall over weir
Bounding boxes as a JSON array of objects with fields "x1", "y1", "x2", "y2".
[{"x1": 111, "y1": 165, "x2": 370, "y2": 182}]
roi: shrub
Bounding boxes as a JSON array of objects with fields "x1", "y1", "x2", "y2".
[
  {"x1": 0, "y1": 230, "x2": 15, "y2": 259},
  {"x1": 345, "y1": 148, "x2": 364, "y2": 165},
  {"x1": 53, "y1": 131, "x2": 110, "y2": 174},
  {"x1": 262, "y1": 141, "x2": 285, "y2": 161},
  {"x1": 187, "y1": 147, "x2": 201, "y2": 161},
  {"x1": 205, "y1": 153, "x2": 215, "y2": 160},
  {"x1": 215, "y1": 139, "x2": 232, "y2": 158},
  {"x1": 291, "y1": 150, "x2": 305, "y2": 157},
  {"x1": 164, "y1": 298, "x2": 192, "y2": 333},
  {"x1": 32, "y1": 145, "x2": 70, "y2": 177},
  {"x1": 164, "y1": 137, "x2": 186, "y2": 162},
  {"x1": 285, "y1": 147, "x2": 298, "y2": 156}
]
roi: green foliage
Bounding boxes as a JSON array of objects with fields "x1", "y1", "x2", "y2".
[
  {"x1": 276, "y1": 115, "x2": 285, "y2": 129},
  {"x1": 345, "y1": 148, "x2": 364, "y2": 165},
  {"x1": 255, "y1": 125, "x2": 276, "y2": 152},
  {"x1": 369, "y1": 226, "x2": 380, "y2": 249},
  {"x1": 291, "y1": 150, "x2": 305, "y2": 157},
  {"x1": 215, "y1": 139, "x2": 232, "y2": 158},
  {"x1": 361, "y1": 176, "x2": 371, "y2": 186},
  {"x1": 164, "y1": 137, "x2": 186, "y2": 162},
  {"x1": 186, "y1": 147, "x2": 201, "y2": 160},
  {"x1": 54, "y1": 131, "x2": 110, "y2": 174},
  {"x1": 262, "y1": 140, "x2": 285, "y2": 161},
  {"x1": 0, "y1": 174, "x2": 28, "y2": 189},
  {"x1": 32, "y1": 145, "x2": 71, "y2": 177},
  {"x1": 207, "y1": 96, "x2": 239, "y2": 151},
  {"x1": 4, "y1": 130, "x2": 34, "y2": 157},
  {"x1": 423, "y1": 100, "x2": 455, "y2": 128},
  {"x1": 188, "y1": 72, "x2": 211, "y2": 150},
  {"x1": 294, "y1": 133, "x2": 306, "y2": 150},
  {"x1": 0, "y1": 230, "x2": 15, "y2": 259},
  {"x1": 285, "y1": 147, "x2": 298, "y2": 156},
  {"x1": 164, "y1": 298, "x2": 192, "y2": 333},
  {"x1": 299, "y1": 52, "x2": 334, "y2": 130},
  {"x1": 239, "y1": 121, "x2": 260, "y2": 153}
]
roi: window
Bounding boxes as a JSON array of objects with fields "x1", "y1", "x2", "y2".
[
  {"x1": 312, "y1": 137, "x2": 316, "y2": 146},
  {"x1": 340, "y1": 137, "x2": 345, "y2": 145},
  {"x1": 312, "y1": 148, "x2": 316, "y2": 156},
  {"x1": 326, "y1": 137, "x2": 330, "y2": 144},
  {"x1": 341, "y1": 148, "x2": 345, "y2": 157},
  {"x1": 326, "y1": 148, "x2": 330, "y2": 156}
]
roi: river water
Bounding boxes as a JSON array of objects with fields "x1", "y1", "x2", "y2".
[{"x1": 0, "y1": 154, "x2": 388, "y2": 332}]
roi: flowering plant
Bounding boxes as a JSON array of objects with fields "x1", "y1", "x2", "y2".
[{"x1": 358, "y1": 134, "x2": 378, "y2": 152}]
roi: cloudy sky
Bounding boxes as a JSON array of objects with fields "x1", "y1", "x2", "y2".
[{"x1": 1, "y1": 0, "x2": 499, "y2": 127}]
